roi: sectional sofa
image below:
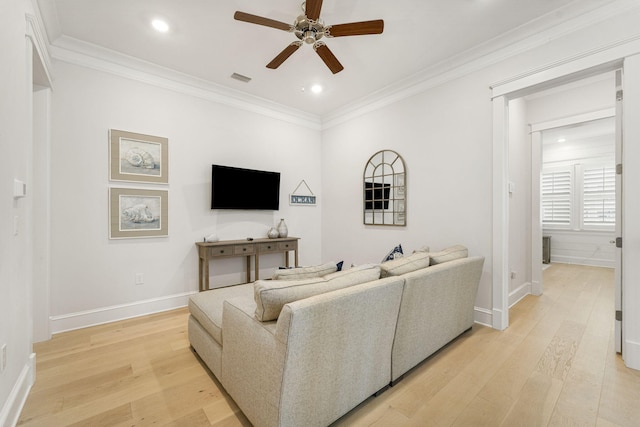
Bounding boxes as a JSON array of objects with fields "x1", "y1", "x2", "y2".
[{"x1": 188, "y1": 245, "x2": 484, "y2": 427}]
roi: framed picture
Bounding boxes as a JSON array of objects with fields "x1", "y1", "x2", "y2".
[
  {"x1": 109, "y1": 188, "x2": 168, "y2": 239},
  {"x1": 109, "y1": 129, "x2": 168, "y2": 184}
]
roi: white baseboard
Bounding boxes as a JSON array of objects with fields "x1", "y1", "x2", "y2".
[
  {"x1": 552, "y1": 255, "x2": 615, "y2": 269},
  {"x1": 50, "y1": 291, "x2": 197, "y2": 334},
  {"x1": 509, "y1": 282, "x2": 532, "y2": 308},
  {"x1": 474, "y1": 306, "x2": 493, "y2": 328},
  {"x1": 0, "y1": 353, "x2": 35, "y2": 427},
  {"x1": 623, "y1": 339, "x2": 640, "y2": 371}
]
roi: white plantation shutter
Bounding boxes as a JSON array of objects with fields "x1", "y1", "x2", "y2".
[
  {"x1": 542, "y1": 170, "x2": 572, "y2": 226},
  {"x1": 583, "y1": 166, "x2": 615, "y2": 226}
]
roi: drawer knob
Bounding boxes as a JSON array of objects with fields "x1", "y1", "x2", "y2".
[
  {"x1": 220, "y1": 250, "x2": 225, "y2": 254},
  {"x1": 243, "y1": 248, "x2": 247, "y2": 252}
]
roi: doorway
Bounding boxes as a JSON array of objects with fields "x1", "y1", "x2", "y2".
[{"x1": 491, "y1": 64, "x2": 622, "y2": 332}]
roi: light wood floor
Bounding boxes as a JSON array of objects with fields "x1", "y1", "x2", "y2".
[{"x1": 18, "y1": 263, "x2": 640, "y2": 426}]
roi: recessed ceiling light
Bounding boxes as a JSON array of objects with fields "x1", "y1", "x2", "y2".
[
  {"x1": 557, "y1": 138, "x2": 567, "y2": 143},
  {"x1": 311, "y1": 84, "x2": 323, "y2": 94},
  {"x1": 152, "y1": 19, "x2": 169, "y2": 33}
]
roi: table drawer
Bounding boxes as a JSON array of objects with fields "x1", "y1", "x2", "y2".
[
  {"x1": 258, "y1": 242, "x2": 279, "y2": 253},
  {"x1": 234, "y1": 244, "x2": 255, "y2": 255},
  {"x1": 278, "y1": 241, "x2": 297, "y2": 251},
  {"x1": 209, "y1": 246, "x2": 234, "y2": 257}
]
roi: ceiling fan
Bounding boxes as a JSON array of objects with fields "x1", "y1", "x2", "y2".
[{"x1": 234, "y1": 0, "x2": 384, "y2": 74}]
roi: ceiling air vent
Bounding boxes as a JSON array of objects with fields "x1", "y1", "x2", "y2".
[{"x1": 231, "y1": 73, "x2": 252, "y2": 83}]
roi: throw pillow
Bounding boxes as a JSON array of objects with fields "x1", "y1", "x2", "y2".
[
  {"x1": 382, "y1": 244, "x2": 403, "y2": 262},
  {"x1": 254, "y1": 265, "x2": 380, "y2": 321},
  {"x1": 429, "y1": 245, "x2": 468, "y2": 265},
  {"x1": 271, "y1": 261, "x2": 338, "y2": 280},
  {"x1": 254, "y1": 277, "x2": 326, "y2": 321},
  {"x1": 380, "y1": 252, "x2": 430, "y2": 277}
]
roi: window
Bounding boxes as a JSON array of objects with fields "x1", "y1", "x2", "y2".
[
  {"x1": 542, "y1": 170, "x2": 572, "y2": 226},
  {"x1": 542, "y1": 164, "x2": 615, "y2": 230},
  {"x1": 583, "y1": 166, "x2": 616, "y2": 226}
]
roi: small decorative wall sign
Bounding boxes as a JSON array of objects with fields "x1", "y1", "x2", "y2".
[
  {"x1": 290, "y1": 180, "x2": 316, "y2": 206},
  {"x1": 109, "y1": 187, "x2": 168, "y2": 239},
  {"x1": 109, "y1": 129, "x2": 169, "y2": 184}
]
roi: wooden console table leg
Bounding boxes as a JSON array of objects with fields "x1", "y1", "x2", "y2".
[
  {"x1": 255, "y1": 253, "x2": 260, "y2": 282},
  {"x1": 246, "y1": 256, "x2": 252, "y2": 283},
  {"x1": 202, "y1": 255, "x2": 210, "y2": 291},
  {"x1": 294, "y1": 249, "x2": 299, "y2": 267}
]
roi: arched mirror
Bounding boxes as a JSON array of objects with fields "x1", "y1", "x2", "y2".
[{"x1": 363, "y1": 150, "x2": 406, "y2": 226}]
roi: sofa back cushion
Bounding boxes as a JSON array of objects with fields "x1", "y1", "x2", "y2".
[
  {"x1": 255, "y1": 265, "x2": 381, "y2": 321},
  {"x1": 271, "y1": 261, "x2": 338, "y2": 280},
  {"x1": 429, "y1": 245, "x2": 468, "y2": 265},
  {"x1": 380, "y1": 252, "x2": 430, "y2": 277}
]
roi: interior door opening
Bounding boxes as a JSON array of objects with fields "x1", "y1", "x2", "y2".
[{"x1": 510, "y1": 70, "x2": 622, "y2": 354}]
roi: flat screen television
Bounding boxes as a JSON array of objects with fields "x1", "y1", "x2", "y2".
[{"x1": 211, "y1": 164, "x2": 281, "y2": 210}]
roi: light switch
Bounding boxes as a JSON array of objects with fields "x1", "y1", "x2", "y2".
[{"x1": 13, "y1": 179, "x2": 26, "y2": 198}]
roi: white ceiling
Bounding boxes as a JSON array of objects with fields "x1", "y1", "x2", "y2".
[{"x1": 37, "y1": 0, "x2": 615, "y2": 117}]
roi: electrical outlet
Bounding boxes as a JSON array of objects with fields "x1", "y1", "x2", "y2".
[
  {"x1": 135, "y1": 273, "x2": 144, "y2": 285},
  {"x1": 1, "y1": 344, "x2": 6, "y2": 372},
  {"x1": 510, "y1": 271, "x2": 516, "y2": 279}
]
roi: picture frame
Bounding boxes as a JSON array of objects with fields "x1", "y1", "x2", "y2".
[
  {"x1": 109, "y1": 129, "x2": 168, "y2": 184},
  {"x1": 109, "y1": 187, "x2": 168, "y2": 239}
]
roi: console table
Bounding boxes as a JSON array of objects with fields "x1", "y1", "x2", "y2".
[{"x1": 196, "y1": 237, "x2": 299, "y2": 292}]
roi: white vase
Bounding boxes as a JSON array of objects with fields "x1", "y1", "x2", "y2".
[
  {"x1": 277, "y1": 218, "x2": 288, "y2": 238},
  {"x1": 267, "y1": 227, "x2": 279, "y2": 239}
]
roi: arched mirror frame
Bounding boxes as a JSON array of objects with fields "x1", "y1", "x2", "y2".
[{"x1": 363, "y1": 150, "x2": 406, "y2": 226}]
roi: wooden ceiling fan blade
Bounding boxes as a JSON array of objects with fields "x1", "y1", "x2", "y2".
[
  {"x1": 314, "y1": 43, "x2": 344, "y2": 74},
  {"x1": 305, "y1": 0, "x2": 323, "y2": 21},
  {"x1": 328, "y1": 20, "x2": 384, "y2": 37},
  {"x1": 234, "y1": 11, "x2": 291, "y2": 31},
  {"x1": 266, "y1": 43, "x2": 302, "y2": 69}
]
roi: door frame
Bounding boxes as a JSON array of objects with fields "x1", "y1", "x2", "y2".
[{"x1": 491, "y1": 57, "x2": 624, "y2": 332}]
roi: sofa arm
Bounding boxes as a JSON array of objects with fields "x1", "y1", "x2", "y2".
[{"x1": 220, "y1": 299, "x2": 284, "y2": 427}]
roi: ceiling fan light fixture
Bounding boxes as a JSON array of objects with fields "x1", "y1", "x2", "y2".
[
  {"x1": 303, "y1": 30, "x2": 316, "y2": 44},
  {"x1": 311, "y1": 84, "x2": 323, "y2": 94}
]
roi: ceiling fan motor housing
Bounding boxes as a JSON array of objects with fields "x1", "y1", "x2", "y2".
[{"x1": 294, "y1": 15, "x2": 325, "y2": 44}]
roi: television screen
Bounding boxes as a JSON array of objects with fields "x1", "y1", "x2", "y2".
[
  {"x1": 364, "y1": 181, "x2": 390, "y2": 210},
  {"x1": 211, "y1": 165, "x2": 280, "y2": 210}
]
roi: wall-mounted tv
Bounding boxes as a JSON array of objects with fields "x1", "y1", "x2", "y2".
[{"x1": 211, "y1": 164, "x2": 281, "y2": 210}]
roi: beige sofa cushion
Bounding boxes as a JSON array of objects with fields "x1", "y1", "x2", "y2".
[
  {"x1": 271, "y1": 261, "x2": 338, "y2": 280},
  {"x1": 429, "y1": 245, "x2": 468, "y2": 265},
  {"x1": 188, "y1": 283, "x2": 254, "y2": 345},
  {"x1": 255, "y1": 264, "x2": 381, "y2": 321},
  {"x1": 380, "y1": 252, "x2": 430, "y2": 277}
]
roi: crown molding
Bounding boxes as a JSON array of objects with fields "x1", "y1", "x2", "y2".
[
  {"x1": 25, "y1": 13, "x2": 54, "y2": 88},
  {"x1": 40, "y1": 0, "x2": 640, "y2": 131},
  {"x1": 322, "y1": 0, "x2": 640, "y2": 129},
  {"x1": 51, "y1": 36, "x2": 322, "y2": 131}
]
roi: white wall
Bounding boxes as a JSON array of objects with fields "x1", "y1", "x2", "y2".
[
  {"x1": 48, "y1": 61, "x2": 323, "y2": 332},
  {"x1": 622, "y1": 53, "x2": 640, "y2": 369},
  {"x1": 321, "y1": 5, "x2": 640, "y2": 327},
  {"x1": 1, "y1": 1, "x2": 37, "y2": 425},
  {"x1": 321, "y1": 74, "x2": 495, "y2": 313},
  {"x1": 508, "y1": 98, "x2": 532, "y2": 306}
]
